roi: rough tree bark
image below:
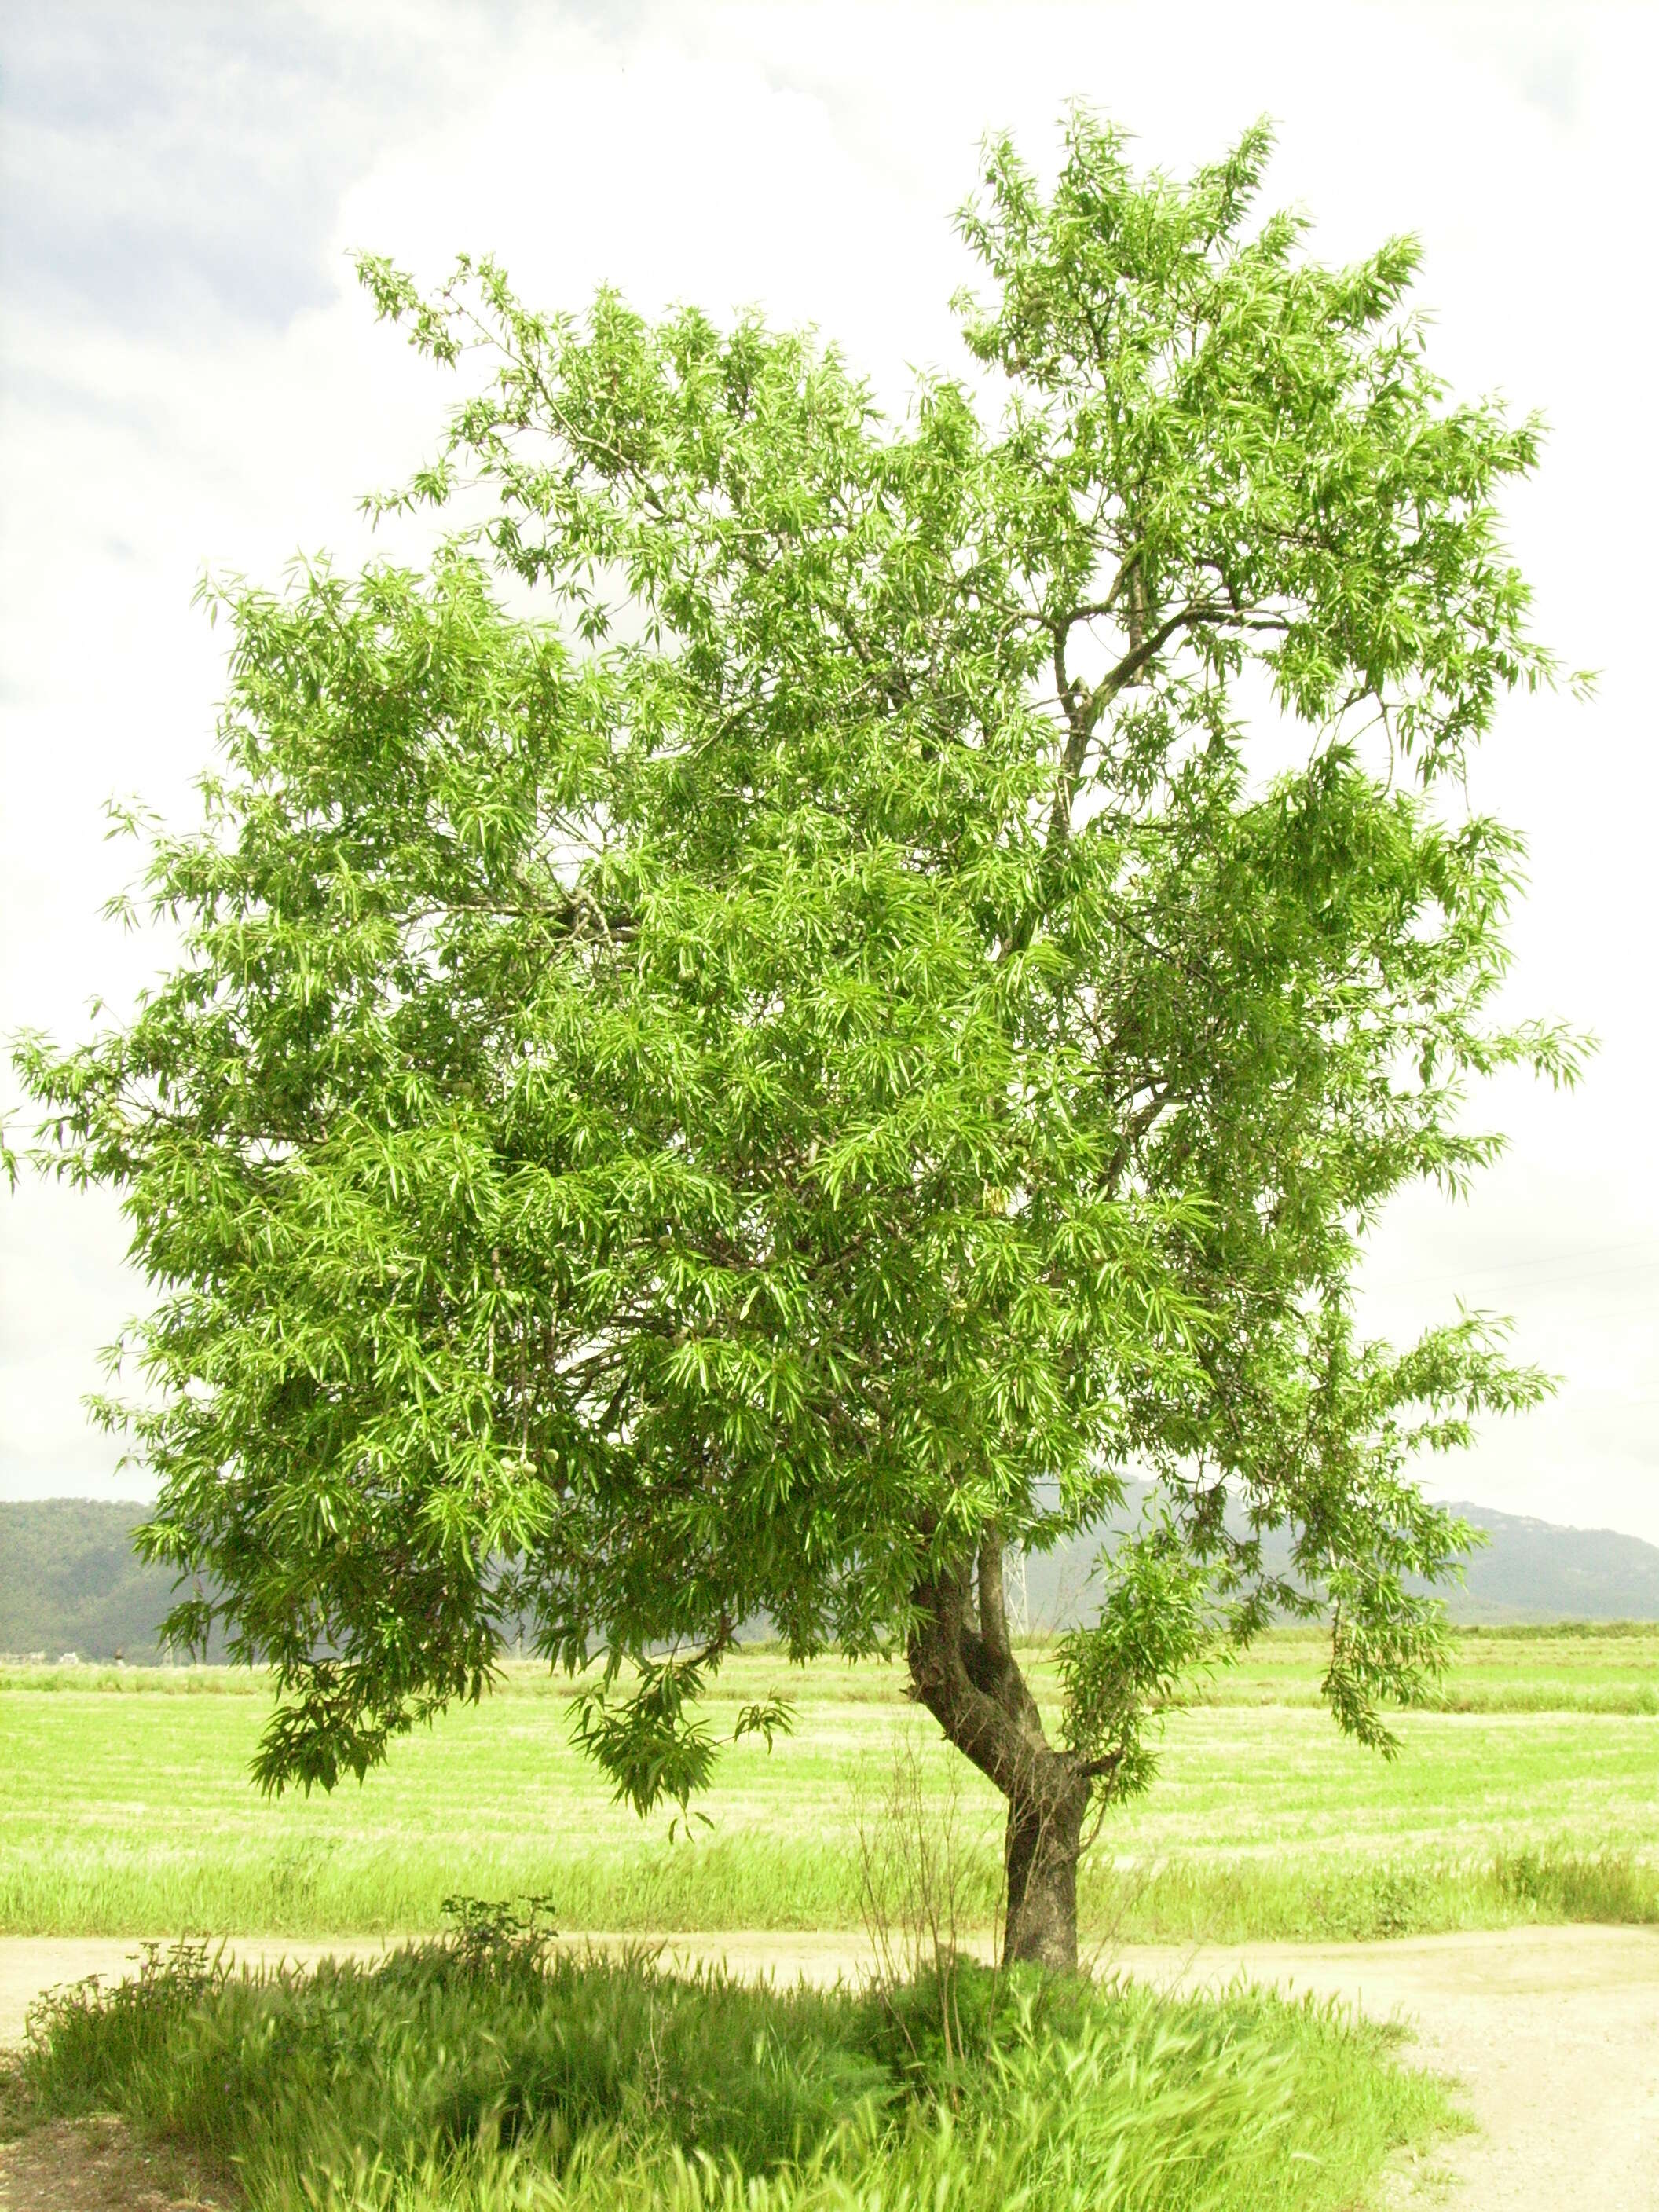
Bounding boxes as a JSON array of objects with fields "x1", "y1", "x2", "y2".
[{"x1": 906, "y1": 1531, "x2": 1102, "y2": 1972}]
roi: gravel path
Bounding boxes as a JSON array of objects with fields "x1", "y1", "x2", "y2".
[{"x1": 4, "y1": 1925, "x2": 1656, "y2": 2210}]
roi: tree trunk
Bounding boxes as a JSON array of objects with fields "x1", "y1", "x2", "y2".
[
  {"x1": 906, "y1": 1533, "x2": 1093, "y2": 1973},
  {"x1": 1003, "y1": 1777, "x2": 1090, "y2": 1970}
]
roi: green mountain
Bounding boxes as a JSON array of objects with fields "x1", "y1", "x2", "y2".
[
  {"x1": 1430, "y1": 1501, "x2": 1659, "y2": 1624},
  {"x1": 4, "y1": 1492, "x2": 1658, "y2": 1663},
  {"x1": 0, "y1": 1500, "x2": 205, "y2": 1661},
  {"x1": 1019, "y1": 1493, "x2": 1659, "y2": 1629}
]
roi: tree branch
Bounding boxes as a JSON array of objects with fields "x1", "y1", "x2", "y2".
[
  {"x1": 978, "y1": 1528, "x2": 1013, "y2": 1672},
  {"x1": 1079, "y1": 1748, "x2": 1126, "y2": 1782},
  {"x1": 1046, "y1": 598, "x2": 1228, "y2": 850}
]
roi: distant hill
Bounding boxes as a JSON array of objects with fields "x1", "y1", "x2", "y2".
[
  {"x1": 1018, "y1": 1492, "x2": 1659, "y2": 1630},
  {"x1": 4, "y1": 1490, "x2": 1658, "y2": 1661},
  {"x1": 0, "y1": 1499, "x2": 189, "y2": 1661},
  {"x1": 1431, "y1": 1502, "x2": 1659, "y2": 1624}
]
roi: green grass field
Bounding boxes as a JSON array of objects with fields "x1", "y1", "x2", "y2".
[{"x1": 2, "y1": 1629, "x2": 1655, "y2": 1942}]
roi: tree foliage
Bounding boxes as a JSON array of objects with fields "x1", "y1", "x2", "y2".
[{"x1": 14, "y1": 117, "x2": 1580, "y2": 1943}]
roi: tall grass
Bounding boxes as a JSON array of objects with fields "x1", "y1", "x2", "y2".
[
  {"x1": 1082, "y1": 1844, "x2": 1659, "y2": 1943},
  {"x1": 4, "y1": 1835, "x2": 1652, "y2": 1945},
  {"x1": 17, "y1": 1928, "x2": 1459, "y2": 2212}
]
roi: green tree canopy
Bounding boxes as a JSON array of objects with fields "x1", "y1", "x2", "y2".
[{"x1": 13, "y1": 115, "x2": 1581, "y2": 1966}]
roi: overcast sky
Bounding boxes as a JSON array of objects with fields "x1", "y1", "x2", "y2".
[{"x1": 2, "y1": 1, "x2": 1656, "y2": 1543}]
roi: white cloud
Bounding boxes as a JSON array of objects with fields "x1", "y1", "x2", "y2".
[{"x1": 3, "y1": 0, "x2": 1654, "y2": 1540}]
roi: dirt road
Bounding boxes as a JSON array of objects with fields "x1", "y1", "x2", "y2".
[
  {"x1": 3, "y1": 1924, "x2": 1656, "y2": 2210},
  {"x1": 1122, "y1": 1925, "x2": 1659, "y2": 2210}
]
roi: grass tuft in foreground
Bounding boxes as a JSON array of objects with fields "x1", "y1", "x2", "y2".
[{"x1": 16, "y1": 1914, "x2": 1459, "y2": 2212}]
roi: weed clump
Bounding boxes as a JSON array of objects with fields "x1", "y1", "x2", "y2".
[
  {"x1": 1492, "y1": 1846, "x2": 1657, "y2": 1924},
  {"x1": 16, "y1": 1902, "x2": 1459, "y2": 2212}
]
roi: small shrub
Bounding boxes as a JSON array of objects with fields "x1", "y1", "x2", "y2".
[{"x1": 20, "y1": 1938, "x2": 229, "y2": 2112}]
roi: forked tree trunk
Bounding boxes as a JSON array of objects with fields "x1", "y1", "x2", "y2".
[{"x1": 906, "y1": 1534, "x2": 1103, "y2": 1974}]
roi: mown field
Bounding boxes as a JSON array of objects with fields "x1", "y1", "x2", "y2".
[{"x1": 3, "y1": 1628, "x2": 1656, "y2": 1943}]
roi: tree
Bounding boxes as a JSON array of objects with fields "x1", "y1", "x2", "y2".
[{"x1": 13, "y1": 115, "x2": 1581, "y2": 1970}]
